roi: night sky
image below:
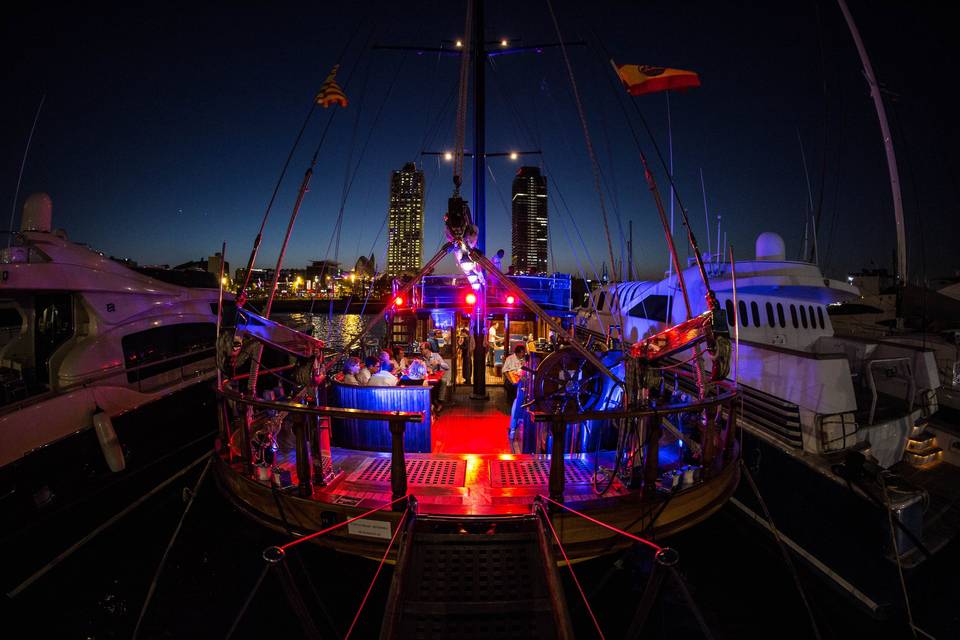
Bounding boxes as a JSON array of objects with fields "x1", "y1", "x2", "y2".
[{"x1": 3, "y1": 1, "x2": 957, "y2": 283}]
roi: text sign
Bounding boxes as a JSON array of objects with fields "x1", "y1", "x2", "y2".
[{"x1": 347, "y1": 518, "x2": 392, "y2": 540}]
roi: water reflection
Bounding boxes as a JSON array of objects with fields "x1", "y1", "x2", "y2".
[{"x1": 278, "y1": 313, "x2": 385, "y2": 351}]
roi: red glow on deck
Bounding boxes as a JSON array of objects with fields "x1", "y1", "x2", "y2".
[{"x1": 431, "y1": 406, "x2": 510, "y2": 454}]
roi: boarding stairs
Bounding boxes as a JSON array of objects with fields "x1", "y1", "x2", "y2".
[
  {"x1": 904, "y1": 418, "x2": 944, "y2": 467},
  {"x1": 379, "y1": 513, "x2": 574, "y2": 640}
]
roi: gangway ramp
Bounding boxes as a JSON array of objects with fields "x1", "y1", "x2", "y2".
[{"x1": 380, "y1": 513, "x2": 574, "y2": 639}]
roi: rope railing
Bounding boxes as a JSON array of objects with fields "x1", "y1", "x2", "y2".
[
  {"x1": 266, "y1": 494, "x2": 409, "y2": 555},
  {"x1": 538, "y1": 495, "x2": 663, "y2": 554},
  {"x1": 343, "y1": 502, "x2": 412, "y2": 640}
]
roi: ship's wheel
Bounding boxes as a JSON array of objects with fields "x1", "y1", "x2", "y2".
[{"x1": 530, "y1": 348, "x2": 625, "y2": 417}]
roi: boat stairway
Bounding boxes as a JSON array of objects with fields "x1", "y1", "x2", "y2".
[
  {"x1": 380, "y1": 513, "x2": 573, "y2": 639},
  {"x1": 904, "y1": 418, "x2": 944, "y2": 467}
]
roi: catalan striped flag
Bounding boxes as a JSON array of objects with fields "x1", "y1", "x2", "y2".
[
  {"x1": 613, "y1": 62, "x2": 700, "y2": 96},
  {"x1": 315, "y1": 64, "x2": 348, "y2": 108}
]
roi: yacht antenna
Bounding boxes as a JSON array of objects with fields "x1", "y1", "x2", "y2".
[
  {"x1": 836, "y1": 0, "x2": 906, "y2": 285},
  {"x1": 700, "y1": 168, "x2": 712, "y2": 261},
  {"x1": 8, "y1": 93, "x2": 45, "y2": 247},
  {"x1": 797, "y1": 127, "x2": 816, "y2": 262}
]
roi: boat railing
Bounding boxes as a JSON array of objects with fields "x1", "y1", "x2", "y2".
[
  {"x1": 530, "y1": 382, "x2": 740, "y2": 502},
  {"x1": 216, "y1": 379, "x2": 422, "y2": 503}
]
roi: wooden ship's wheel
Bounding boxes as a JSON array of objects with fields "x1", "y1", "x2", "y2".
[{"x1": 530, "y1": 348, "x2": 625, "y2": 417}]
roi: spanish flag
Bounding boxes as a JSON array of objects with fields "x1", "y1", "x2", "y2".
[
  {"x1": 315, "y1": 64, "x2": 348, "y2": 108},
  {"x1": 613, "y1": 62, "x2": 700, "y2": 96}
]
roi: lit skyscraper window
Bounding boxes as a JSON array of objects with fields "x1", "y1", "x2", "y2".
[{"x1": 386, "y1": 162, "x2": 425, "y2": 277}]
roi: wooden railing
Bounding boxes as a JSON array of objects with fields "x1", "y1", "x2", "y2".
[
  {"x1": 217, "y1": 381, "x2": 422, "y2": 503},
  {"x1": 530, "y1": 384, "x2": 740, "y2": 503}
]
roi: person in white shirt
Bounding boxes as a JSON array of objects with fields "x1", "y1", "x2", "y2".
[
  {"x1": 367, "y1": 365, "x2": 398, "y2": 386},
  {"x1": 420, "y1": 341, "x2": 449, "y2": 411},
  {"x1": 502, "y1": 344, "x2": 526, "y2": 403},
  {"x1": 341, "y1": 356, "x2": 362, "y2": 385},
  {"x1": 357, "y1": 356, "x2": 377, "y2": 385}
]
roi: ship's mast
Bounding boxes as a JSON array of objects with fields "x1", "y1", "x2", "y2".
[{"x1": 836, "y1": 0, "x2": 906, "y2": 285}]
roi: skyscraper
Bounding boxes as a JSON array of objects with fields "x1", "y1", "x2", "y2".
[
  {"x1": 511, "y1": 166, "x2": 548, "y2": 274},
  {"x1": 386, "y1": 162, "x2": 425, "y2": 277}
]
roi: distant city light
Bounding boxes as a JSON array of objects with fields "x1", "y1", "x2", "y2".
[
  {"x1": 509, "y1": 151, "x2": 518, "y2": 160},
  {"x1": 443, "y1": 151, "x2": 453, "y2": 161},
  {"x1": 455, "y1": 39, "x2": 463, "y2": 48},
  {"x1": 500, "y1": 39, "x2": 508, "y2": 47}
]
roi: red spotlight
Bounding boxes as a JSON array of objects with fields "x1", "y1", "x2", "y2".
[
  {"x1": 465, "y1": 292, "x2": 477, "y2": 305},
  {"x1": 393, "y1": 296, "x2": 404, "y2": 306},
  {"x1": 505, "y1": 295, "x2": 516, "y2": 305}
]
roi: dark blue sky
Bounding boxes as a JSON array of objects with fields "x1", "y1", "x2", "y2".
[{"x1": 3, "y1": 1, "x2": 957, "y2": 282}]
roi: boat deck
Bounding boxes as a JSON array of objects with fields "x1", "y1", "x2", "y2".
[{"x1": 257, "y1": 385, "x2": 687, "y2": 516}]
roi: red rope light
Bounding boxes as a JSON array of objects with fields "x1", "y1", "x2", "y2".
[
  {"x1": 539, "y1": 495, "x2": 664, "y2": 553},
  {"x1": 343, "y1": 505, "x2": 410, "y2": 640},
  {"x1": 278, "y1": 494, "x2": 408, "y2": 552},
  {"x1": 540, "y1": 504, "x2": 605, "y2": 640}
]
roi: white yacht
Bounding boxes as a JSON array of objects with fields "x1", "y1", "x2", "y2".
[
  {"x1": 0, "y1": 194, "x2": 223, "y2": 561},
  {"x1": 576, "y1": 231, "x2": 950, "y2": 616}
]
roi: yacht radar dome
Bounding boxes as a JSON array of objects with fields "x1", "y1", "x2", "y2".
[
  {"x1": 755, "y1": 231, "x2": 785, "y2": 261},
  {"x1": 21, "y1": 192, "x2": 53, "y2": 232}
]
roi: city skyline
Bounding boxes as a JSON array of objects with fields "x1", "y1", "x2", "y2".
[
  {"x1": 2, "y1": 2, "x2": 958, "y2": 283},
  {"x1": 511, "y1": 166, "x2": 549, "y2": 275}
]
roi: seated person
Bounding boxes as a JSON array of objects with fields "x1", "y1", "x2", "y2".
[
  {"x1": 357, "y1": 356, "x2": 378, "y2": 385},
  {"x1": 367, "y1": 361, "x2": 399, "y2": 386},
  {"x1": 341, "y1": 356, "x2": 362, "y2": 385},
  {"x1": 392, "y1": 345, "x2": 409, "y2": 372},
  {"x1": 399, "y1": 359, "x2": 428, "y2": 386},
  {"x1": 379, "y1": 349, "x2": 400, "y2": 374},
  {"x1": 502, "y1": 344, "x2": 526, "y2": 403},
  {"x1": 419, "y1": 341, "x2": 449, "y2": 410}
]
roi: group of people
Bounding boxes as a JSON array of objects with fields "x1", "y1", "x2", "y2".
[{"x1": 340, "y1": 342, "x2": 449, "y2": 412}]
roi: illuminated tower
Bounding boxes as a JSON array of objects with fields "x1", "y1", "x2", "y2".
[
  {"x1": 386, "y1": 162, "x2": 425, "y2": 277},
  {"x1": 511, "y1": 166, "x2": 548, "y2": 274}
]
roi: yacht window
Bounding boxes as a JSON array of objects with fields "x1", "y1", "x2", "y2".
[
  {"x1": 790, "y1": 304, "x2": 798, "y2": 328},
  {"x1": 750, "y1": 301, "x2": 761, "y2": 327},
  {"x1": 817, "y1": 306, "x2": 825, "y2": 328},
  {"x1": 122, "y1": 322, "x2": 216, "y2": 384},
  {"x1": 776, "y1": 303, "x2": 785, "y2": 328},
  {"x1": 799, "y1": 305, "x2": 808, "y2": 328},
  {"x1": 765, "y1": 302, "x2": 775, "y2": 327},
  {"x1": 738, "y1": 300, "x2": 748, "y2": 327},
  {"x1": 808, "y1": 305, "x2": 817, "y2": 329},
  {"x1": 627, "y1": 294, "x2": 669, "y2": 322},
  {"x1": 596, "y1": 292, "x2": 606, "y2": 311},
  {"x1": 725, "y1": 299, "x2": 735, "y2": 326}
]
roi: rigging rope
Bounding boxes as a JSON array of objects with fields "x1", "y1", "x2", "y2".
[
  {"x1": 545, "y1": 0, "x2": 618, "y2": 293},
  {"x1": 343, "y1": 504, "x2": 410, "y2": 640},
  {"x1": 276, "y1": 494, "x2": 408, "y2": 552},
  {"x1": 539, "y1": 494, "x2": 663, "y2": 553},
  {"x1": 538, "y1": 502, "x2": 606, "y2": 639},
  {"x1": 452, "y1": 0, "x2": 474, "y2": 191}
]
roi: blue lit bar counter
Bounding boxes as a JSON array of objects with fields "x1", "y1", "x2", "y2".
[{"x1": 329, "y1": 380, "x2": 431, "y2": 452}]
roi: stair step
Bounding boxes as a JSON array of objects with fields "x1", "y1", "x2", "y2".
[
  {"x1": 911, "y1": 418, "x2": 931, "y2": 438},
  {"x1": 903, "y1": 447, "x2": 943, "y2": 467},
  {"x1": 906, "y1": 432, "x2": 939, "y2": 452}
]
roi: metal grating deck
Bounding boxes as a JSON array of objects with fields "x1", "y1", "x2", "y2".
[
  {"x1": 348, "y1": 458, "x2": 466, "y2": 487},
  {"x1": 489, "y1": 458, "x2": 594, "y2": 488}
]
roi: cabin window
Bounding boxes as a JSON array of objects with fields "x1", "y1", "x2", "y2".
[
  {"x1": 776, "y1": 303, "x2": 785, "y2": 328},
  {"x1": 596, "y1": 292, "x2": 606, "y2": 312},
  {"x1": 738, "y1": 300, "x2": 748, "y2": 327},
  {"x1": 627, "y1": 294, "x2": 669, "y2": 322},
  {"x1": 790, "y1": 304, "x2": 799, "y2": 328},
  {"x1": 799, "y1": 305, "x2": 808, "y2": 328},
  {"x1": 725, "y1": 299, "x2": 735, "y2": 326},
  {"x1": 750, "y1": 301, "x2": 761, "y2": 327},
  {"x1": 817, "y1": 306, "x2": 825, "y2": 329},
  {"x1": 808, "y1": 305, "x2": 817, "y2": 329},
  {"x1": 765, "y1": 302, "x2": 775, "y2": 328},
  {"x1": 122, "y1": 322, "x2": 216, "y2": 383}
]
